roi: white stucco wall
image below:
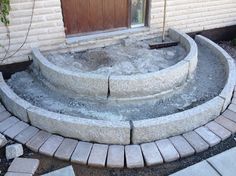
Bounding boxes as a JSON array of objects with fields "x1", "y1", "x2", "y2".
[{"x1": 0, "y1": 0, "x2": 236, "y2": 64}]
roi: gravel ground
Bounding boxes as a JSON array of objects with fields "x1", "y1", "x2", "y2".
[{"x1": 219, "y1": 41, "x2": 236, "y2": 60}]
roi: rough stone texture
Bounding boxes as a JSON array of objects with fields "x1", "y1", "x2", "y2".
[
  {"x1": 132, "y1": 96, "x2": 224, "y2": 143},
  {"x1": 140, "y1": 142, "x2": 163, "y2": 166},
  {"x1": 39, "y1": 135, "x2": 64, "y2": 156},
  {"x1": 27, "y1": 106, "x2": 130, "y2": 145},
  {"x1": 169, "y1": 135, "x2": 195, "y2": 158},
  {"x1": 195, "y1": 126, "x2": 221, "y2": 147},
  {"x1": 125, "y1": 145, "x2": 144, "y2": 168},
  {"x1": 196, "y1": 35, "x2": 236, "y2": 111},
  {"x1": 14, "y1": 126, "x2": 39, "y2": 144},
  {"x1": 6, "y1": 144, "x2": 24, "y2": 160},
  {"x1": 205, "y1": 121, "x2": 231, "y2": 140},
  {"x1": 71, "y1": 141, "x2": 93, "y2": 165},
  {"x1": 0, "y1": 81, "x2": 31, "y2": 122},
  {"x1": 109, "y1": 60, "x2": 189, "y2": 100},
  {"x1": 0, "y1": 133, "x2": 7, "y2": 148},
  {"x1": 4, "y1": 121, "x2": 29, "y2": 139},
  {"x1": 42, "y1": 166, "x2": 75, "y2": 176},
  {"x1": 155, "y1": 139, "x2": 179, "y2": 162},
  {"x1": 88, "y1": 144, "x2": 108, "y2": 167},
  {"x1": 215, "y1": 116, "x2": 236, "y2": 133},
  {"x1": 0, "y1": 117, "x2": 19, "y2": 133},
  {"x1": 8, "y1": 158, "x2": 39, "y2": 174},
  {"x1": 26, "y1": 130, "x2": 51, "y2": 152},
  {"x1": 0, "y1": 111, "x2": 11, "y2": 122},
  {"x1": 183, "y1": 131, "x2": 209, "y2": 153},
  {"x1": 32, "y1": 48, "x2": 109, "y2": 98},
  {"x1": 222, "y1": 109, "x2": 236, "y2": 123},
  {"x1": 107, "y1": 145, "x2": 125, "y2": 168},
  {"x1": 54, "y1": 138, "x2": 78, "y2": 160},
  {"x1": 207, "y1": 147, "x2": 236, "y2": 176},
  {"x1": 170, "y1": 160, "x2": 220, "y2": 176}
]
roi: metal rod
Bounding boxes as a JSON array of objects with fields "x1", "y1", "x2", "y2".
[{"x1": 162, "y1": 0, "x2": 167, "y2": 42}]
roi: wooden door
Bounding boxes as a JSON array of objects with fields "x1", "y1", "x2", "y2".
[{"x1": 61, "y1": 0, "x2": 129, "y2": 35}]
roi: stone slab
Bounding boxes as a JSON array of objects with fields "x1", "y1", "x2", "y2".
[
  {"x1": 222, "y1": 109, "x2": 236, "y2": 123},
  {"x1": 125, "y1": 145, "x2": 144, "y2": 168},
  {"x1": 155, "y1": 139, "x2": 179, "y2": 162},
  {"x1": 183, "y1": 131, "x2": 209, "y2": 153},
  {"x1": 88, "y1": 144, "x2": 108, "y2": 167},
  {"x1": 205, "y1": 121, "x2": 231, "y2": 140},
  {"x1": 169, "y1": 135, "x2": 195, "y2": 158},
  {"x1": 8, "y1": 158, "x2": 39, "y2": 174},
  {"x1": 14, "y1": 126, "x2": 39, "y2": 144},
  {"x1": 0, "y1": 82, "x2": 31, "y2": 122},
  {"x1": 0, "y1": 111, "x2": 11, "y2": 122},
  {"x1": 54, "y1": 138, "x2": 78, "y2": 161},
  {"x1": 4, "y1": 121, "x2": 29, "y2": 139},
  {"x1": 0, "y1": 116, "x2": 19, "y2": 133},
  {"x1": 26, "y1": 130, "x2": 51, "y2": 152},
  {"x1": 107, "y1": 145, "x2": 125, "y2": 168},
  {"x1": 27, "y1": 106, "x2": 130, "y2": 145},
  {"x1": 5, "y1": 172, "x2": 32, "y2": 176},
  {"x1": 215, "y1": 116, "x2": 236, "y2": 133},
  {"x1": 42, "y1": 166, "x2": 75, "y2": 176},
  {"x1": 132, "y1": 96, "x2": 224, "y2": 144},
  {"x1": 39, "y1": 135, "x2": 64, "y2": 156},
  {"x1": 6, "y1": 144, "x2": 23, "y2": 160},
  {"x1": 207, "y1": 147, "x2": 236, "y2": 176},
  {"x1": 170, "y1": 160, "x2": 220, "y2": 176},
  {"x1": 195, "y1": 126, "x2": 221, "y2": 147},
  {"x1": 141, "y1": 142, "x2": 163, "y2": 166},
  {"x1": 71, "y1": 141, "x2": 93, "y2": 164}
]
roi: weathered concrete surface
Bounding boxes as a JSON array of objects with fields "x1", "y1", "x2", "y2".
[
  {"x1": 27, "y1": 106, "x2": 130, "y2": 145},
  {"x1": 0, "y1": 80, "x2": 31, "y2": 122},
  {"x1": 32, "y1": 48, "x2": 109, "y2": 99},
  {"x1": 132, "y1": 96, "x2": 224, "y2": 144}
]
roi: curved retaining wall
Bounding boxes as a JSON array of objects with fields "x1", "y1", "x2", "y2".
[
  {"x1": 0, "y1": 35, "x2": 234, "y2": 145},
  {"x1": 32, "y1": 28, "x2": 198, "y2": 100}
]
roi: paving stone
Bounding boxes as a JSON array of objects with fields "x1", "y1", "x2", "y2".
[
  {"x1": 0, "y1": 116, "x2": 19, "y2": 133},
  {"x1": 14, "y1": 126, "x2": 39, "y2": 144},
  {"x1": 6, "y1": 144, "x2": 23, "y2": 160},
  {"x1": 88, "y1": 144, "x2": 108, "y2": 167},
  {"x1": 215, "y1": 116, "x2": 236, "y2": 133},
  {"x1": 207, "y1": 147, "x2": 236, "y2": 176},
  {"x1": 195, "y1": 126, "x2": 221, "y2": 147},
  {"x1": 231, "y1": 97, "x2": 236, "y2": 104},
  {"x1": 0, "y1": 111, "x2": 11, "y2": 122},
  {"x1": 169, "y1": 136, "x2": 195, "y2": 158},
  {"x1": 183, "y1": 131, "x2": 209, "y2": 153},
  {"x1": 155, "y1": 139, "x2": 179, "y2": 162},
  {"x1": 42, "y1": 166, "x2": 75, "y2": 176},
  {"x1": 228, "y1": 104, "x2": 236, "y2": 113},
  {"x1": 107, "y1": 145, "x2": 125, "y2": 168},
  {"x1": 140, "y1": 142, "x2": 163, "y2": 166},
  {"x1": 54, "y1": 138, "x2": 78, "y2": 160},
  {"x1": 0, "y1": 133, "x2": 7, "y2": 148},
  {"x1": 4, "y1": 121, "x2": 29, "y2": 139},
  {"x1": 0, "y1": 104, "x2": 6, "y2": 113},
  {"x1": 39, "y1": 135, "x2": 64, "y2": 156},
  {"x1": 205, "y1": 121, "x2": 231, "y2": 140},
  {"x1": 125, "y1": 145, "x2": 144, "y2": 168},
  {"x1": 222, "y1": 109, "x2": 236, "y2": 123},
  {"x1": 8, "y1": 158, "x2": 39, "y2": 174},
  {"x1": 5, "y1": 172, "x2": 32, "y2": 176},
  {"x1": 170, "y1": 160, "x2": 220, "y2": 176},
  {"x1": 71, "y1": 141, "x2": 93, "y2": 164},
  {"x1": 26, "y1": 130, "x2": 51, "y2": 152}
]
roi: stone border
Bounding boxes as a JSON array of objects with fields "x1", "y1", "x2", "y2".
[
  {"x1": 0, "y1": 35, "x2": 235, "y2": 145},
  {"x1": 32, "y1": 28, "x2": 198, "y2": 100},
  {"x1": 131, "y1": 35, "x2": 236, "y2": 144},
  {"x1": 0, "y1": 90, "x2": 236, "y2": 168}
]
